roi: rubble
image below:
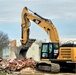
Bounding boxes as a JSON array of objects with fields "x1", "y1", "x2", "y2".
[{"x1": 0, "y1": 57, "x2": 38, "y2": 73}]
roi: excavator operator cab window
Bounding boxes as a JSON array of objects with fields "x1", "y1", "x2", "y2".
[
  {"x1": 49, "y1": 44, "x2": 52, "y2": 53},
  {"x1": 41, "y1": 43, "x2": 59, "y2": 60},
  {"x1": 42, "y1": 44, "x2": 48, "y2": 58}
]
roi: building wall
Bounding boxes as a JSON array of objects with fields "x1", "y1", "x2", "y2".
[
  {"x1": 10, "y1": 40, "x2": 16, "y2": 59},
  {"x1": 26, "y1": 43, "x2": 40, "y2": 61},
  {"x1": 2, "y1": 46, "x2": 10, "y2": 59},
  {"x1": 2, "y1": 40, "x2": 16, "y2": 59}
]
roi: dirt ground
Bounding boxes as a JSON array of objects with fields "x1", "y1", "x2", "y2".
[
  {"x1": 0, "y1": 65, "x2": 76, "y2": 75},
  {"x1": 44, "y1": 73, "x2": 76, "y2": 75},
  {"x1": 2, "y1": 72, "x2": 76, "y2": 75},
  {"x1": 0, "y1": 71, "x2": 76, "y2": 75}
]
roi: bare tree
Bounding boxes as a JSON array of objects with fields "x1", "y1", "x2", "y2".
[{"x1": 0, "y1": 31, "x2": 9, "y2": 57}]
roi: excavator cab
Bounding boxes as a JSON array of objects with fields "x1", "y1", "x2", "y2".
[{"x1": 41, "y1": 42, "x2": 59, "y2": 61}]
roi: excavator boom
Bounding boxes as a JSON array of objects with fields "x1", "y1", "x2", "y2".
[{"x1": 21, "y1": 7, "x2": 60, "y2": 45}]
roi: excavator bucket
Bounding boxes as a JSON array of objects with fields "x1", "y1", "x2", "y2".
[{"x1": 16, "y1": 39, "x2": 36, "y2": 60}]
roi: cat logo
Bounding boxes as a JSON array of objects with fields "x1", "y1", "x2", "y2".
[{"x1": 33, "y1": 19, "x2": 41, "y2": 24}]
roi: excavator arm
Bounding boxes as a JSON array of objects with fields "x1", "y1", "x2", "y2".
[
  {"x1": 21, "y1": 14, "x2": 30, "y2": 45},
  {"x1": 19, "y1": 7, "x2": 60, "y2": 60},
  {"x1": 21, "y1": 7, "x2": 60, "y2": 45}
]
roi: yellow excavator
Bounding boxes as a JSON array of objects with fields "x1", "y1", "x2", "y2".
[{"x1": 19, "y1": 7, "x2": 76, "y2": 73}]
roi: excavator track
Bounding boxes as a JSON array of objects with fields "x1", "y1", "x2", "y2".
[{"x1": 36, "y1": 62, "x2": 60, "y2": 73}]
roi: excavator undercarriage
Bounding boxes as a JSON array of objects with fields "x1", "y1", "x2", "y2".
[{"x1": 36, "y1": 62, "x2": 60, "y2": 73}]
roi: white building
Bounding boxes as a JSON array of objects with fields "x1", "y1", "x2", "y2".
[{"x1": 26, "y1": 43, "x2": 40, "y2": 61}]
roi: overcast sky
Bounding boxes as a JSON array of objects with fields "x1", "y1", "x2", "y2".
[{"x1": 0, "y1": 0, "x2": 76, "y2": 41}]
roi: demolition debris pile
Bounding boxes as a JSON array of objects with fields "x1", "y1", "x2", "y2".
[{"x1": 0, "y1": 58, "x2": 38, "y2": 72}]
